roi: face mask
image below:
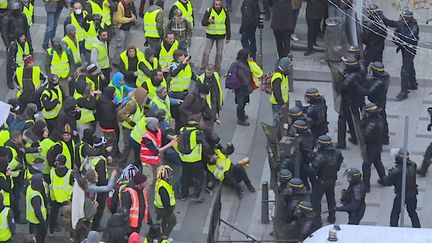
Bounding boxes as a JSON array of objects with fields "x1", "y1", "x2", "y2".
[{"x1": 75, "y1": 9, "x2": 82, "y2": 15}]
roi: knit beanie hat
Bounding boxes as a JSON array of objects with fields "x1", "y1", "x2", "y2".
[
  {"x1": 146, "y1": 117, "x2": 159, "y2": 131},
  {"x1": 66, "y1": 24, "x2": 76, "y2": 34},
  {"x1": 128, "y1": 232, "x2": 142, "y2": 243},
  {"x1": 133, "y1": 173, "x2": 147, "y2": 185}
]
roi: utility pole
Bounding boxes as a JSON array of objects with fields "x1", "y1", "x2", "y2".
[
  {"x1": 257, "y1": 10, "x2": 265, "y2": 67},
  {"x1": 400, "y1": 116, "x2": 409, "y2": 226}
]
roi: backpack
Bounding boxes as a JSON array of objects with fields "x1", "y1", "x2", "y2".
[
  {"x1": 177, "y1": 128, "x2": 196, "y2": 154},
  {"x1": 261, "y1": 70, "x2": 275, "y2": 94},
  {"x1": 225, "y1": 62, "x2": 242, "y2": 90}
]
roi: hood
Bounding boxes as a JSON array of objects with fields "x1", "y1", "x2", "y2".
[
  {"x1": 85, "y1": 231, "x2": 100, "y2": 243},
  {"x1": 128, "y1": 232, "x2": 142, "y2": 243},
  {"x1": 30, "y1": 174, "x2": 46, "y2": 195},
  {"x1": 75, "y1": 78, "x2": 88, "y2": 94},
  {"x1": 111, "y1": 72, "x2": 124, "y2": 89},
  {"x1": 147, "y1": 3, "x2": 162, "y2": 12},
  {"x1": 83, "y1": 128, "x2": 95, "y2": 144},
  {"x1": 103, "y1": 86, "x2": 115, "y2": 100},
  {"x1": 134, "y1": 87, "x2": 147, "y2": 106},
  {"x1": 144, "y1": 47, "x2": 155, "y2": 60},
  {"x1": 62, "y1": 97, "x2": 76, "y2": 113}
]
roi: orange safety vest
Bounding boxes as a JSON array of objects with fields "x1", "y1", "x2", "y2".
[
  {"x1": 123, "y1": 187, "x2": 149, "y2": 228},
  {"x1": 140, "y1": 128, "x2": 162, "y2": 165}
]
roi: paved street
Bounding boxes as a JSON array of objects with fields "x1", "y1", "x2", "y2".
[{"x1": 2, "y1": 0, "x2": 432, "y2": 242}]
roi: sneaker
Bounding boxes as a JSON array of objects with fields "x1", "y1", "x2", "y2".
[
  {"x1": 304, "y1": 49, "x2": 315, "y2": 56},
  {"x1": 247, "y1": 184, "x2": 256, "y2": 193},
  {"x1": 335, "y1": 143, "x2": 346, "y2": 149},
  {"x1": 191, "y1": 195, "x2": 204, "y2": 203},
  {"x1": 237, "y1": 120, "x2": 250, "y2": 126}
]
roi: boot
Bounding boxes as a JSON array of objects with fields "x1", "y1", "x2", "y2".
[
  {"x1": 247, "y1": 184, "x2": 256, "y2": 193},
  {"x1": 417, "y1": 161, "x2": 429, "y2": 177},
  {"x1": 396, "y1": 92, "x2": 408, "y2": 101},
  {"x1": 237, "y1": 120, "x2": 250, "y2": 126}
]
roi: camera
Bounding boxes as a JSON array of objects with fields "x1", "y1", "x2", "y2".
[{"x1": 427, "y1": 107, "x2": 432, "y2": 131}]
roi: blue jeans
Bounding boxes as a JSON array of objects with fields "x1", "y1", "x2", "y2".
[
  {"x1": 272, "y1": 104, "x2": 282, "y2": 126},
  {"x1": 241, "y1": 29, "x2": 257, "y2": 60},
  {"x1": 43, "y1": 11, "x2": 62, "y2": 48}
]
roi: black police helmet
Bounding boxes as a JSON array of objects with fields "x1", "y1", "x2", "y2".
[
  {"x1": 298, "y1": 201, "x2": 314, "y2": 212},
  {"x1": 364, "y1": 103, "x2": 379, "y2": 113},
  {"x1": 293, "y1": 119, "x2": 308, "y2": 130},
  {"x1": 401, "y1": 9, "x2": 414, "y2": 18},
  {"x1": 318, "y1": 135, "x2": 332, "y2": 145},
  {"x1": 345, "y1": 168, "x2": 362, "y2": 179},
  {"x1": 278, "y1": 169, "x2": 293, "y2": 184},
  {"x1": 342, "y1": 55, "x2": 359, "y2": 66},
  {"x1": 371, "y1": 61, "x2": 385, "y2": 73},
  {"x1": 288, "y1": 106, "x2": 303, "y2": 117},
  {"x1": 347, "y1": 45, "x2": 360, "y2": 55},
  {"x1": 305, "y1": 87, "x2": 320, "y2": 97},
  {"x1": 208, "y1": 133, "x2": 221, "y2": 147},
  {"x1": 288, "y1": 178, "x2": 304, "y2": 189}
]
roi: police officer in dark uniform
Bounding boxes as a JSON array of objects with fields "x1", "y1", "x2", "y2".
[
  {"x1": 304, "y1": 88, "x2": 328, "y2": 138},
  {"x1": 293, "y1": 120, "x2": 316, "y2": 190},
  {"x1": 286, "y1": 106, "x2": 306, "y2": 137},
  {"x1": 336, "y1": 168, "x2": 366, "y2": 225},
  {"x1": 362, "y1": 4, "x2": 387, "y2": 70},
  {"x1": 367, "y1": 62, "x2": 390, "y2": 145},
  {"x1": 380, "y1": 9, "x2": 419, "y2": 100},
  {"x1": 417, "y1": 143, "x2": 432, "y2": 177},
  {"x1": 361, "y1": 103, "x2": 386, "y2": 192},
  {"x1": 310, "y1": 135, "x2": 343, "y2": 224},
  {"x1": 384, "y1": 148, "x2": 421, "y2": 228},
  {"x1": 336, "y1": 56, "x2": 362, "y2": 149},
  {"x1": 277, "y1": 168, "x2": 293, "y2": 193},
  {"x1": 293, "y1": 201, "x2": 321, "y2": 241},
  {"x1": 280, "y1": 178, "x2": 310, "y2": 223}
]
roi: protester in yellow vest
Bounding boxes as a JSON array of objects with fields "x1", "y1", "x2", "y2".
[
  {"x1": 84, "y1": 14, "x2": 104, "y2": 52},
  {"x1": 165, "y1": 9, "x2": 193, "y2": 52},
  {"x1": 119, "y1": 46, "x2": 145, "y2": 86},
  {"x1": 144, "y1": 2, "x2": 164, "y2": 51},
  {"x1": 74, "y1": 78, "x2": 97, "y2": 138},
  {"x1": 269, "y1": 57, "x2": 291, "y2": 126},
  {"x1": 150, "y1": 86, "x2": 182, "y2": 131},
  {"x1": 156, "y1": 31, "x2": 178, "y2": 71},
  {"x1": 69, "y1": 2, "x2": 89, "y2": 47},
  {"x1": 26, "y1": 174, "x2": 48, "y2": 242},
  {"x1": 197, "y1": 65, "x2": 223, "y2": 119},
  {"x1": 201, "y1": 0, "x2": 231, "y2": 72},
  {"x1": 137, "y1": 48, "x2": 159, "y2": 88},
  {"x1": 40, "y1": 75, "x2": 65, "y2": 131},
  {"x1": 0, "y1": 193, "x2": 14, "y2": 242},
  {"x1": 169, "y1": 0, "x2": 194, "y2": 27},
  {"x1": 112, "y1": 0, "x2": 136, "y2": 66},
  {"x1": 62, "y1": 24, "x2": 82, "y2": 76},
  {"x1": 6, "y1": 32, "x2": 32, "y2": 89},
  {"x1": 21, "y1": 0, "x2": 34, "y2": 28},
  {"x1": 91, "y1": 28, "x2": 110, "y2": 90},
  {"x1": 49, "y1": 154, "x2": 73, "y2": 235},
  {"x1": 49, "y1": 124, "x2": 76, "y2": 169},
  {"x1": 142, "y1": 68, "x2": 167, "y2": 100},
  {"x1": 154, "y1": 165, "x2": 176, "y2": 237},
  {"x1": 0, "y1": 147, "x2": 13, "y2": 209},
  {"x1": 44, "y1": 37, "x2": 72, "y2": 95},
  {"x1": 207, "y1": 133, "x2": 255, "y2": 199},
  {"x1": 85, "y1": 0, "x2": 115, "y2": 28},
  {"x1": 15, "y1": 55, "x2": 45, "y2": 110},
  {"x1": 108, "y1": 72, "x2": 134, "y2": 105}
]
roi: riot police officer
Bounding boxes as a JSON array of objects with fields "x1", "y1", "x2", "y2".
[
  {"x1": 304, "y1": 88, "x2": 328, "y2": 138},
  {"x1": 384, "y1": 148, "x2": 421, "y2": 228},
  {"x1": 310, "y1": 135, "x2": 343, "y2": 224},
  {"x1": 293, "y1": 120, "x2": 316, "y2": 190},
  {"x1": 336, "y1": 168, "x2": 366, "y2": 225},
  {"x1": 367, "y1": 62, "x2": 390, "y2": 145},
  {"x1": 293, "y1": 201, "x2": 321, "y2": 241},
  {"x1": 336, "y1": 56, "x2": 362, "y2": 149},
  {"x1": 361, "y1": 103, "x2": 386, "y2": 192},
  {"x1": 277, "y1": 168, "x2": 293, "y2": 193},
  {"x1": 280, "y1": 178, "x2": 310, "y2": 223},
  {"x1": 380, "y1": 9, "x2": 419, "y2": 100},
  {"x1": 417, "y1": 143, "x2": 432, "y2": 177},
  {"x1": 286, "y1": 106, "x2": 306, "y2": 137},
  {"x1": 363, "y1": 4, "x2": 387, "y2": 70}
]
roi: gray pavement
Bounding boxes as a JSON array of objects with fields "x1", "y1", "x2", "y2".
[{"x1": 3, "y1": 0, "x2": 432, "y2": 242}]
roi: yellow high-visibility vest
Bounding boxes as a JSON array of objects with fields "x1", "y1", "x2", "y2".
[
  {"x1": 197, "y1": 72, "x2": 223, "y2": 109},
  {"x1": 0, "y1": 172, "x2": 13, "y2": 207},
  {"x1": 73, "y1": 92, "x2": 95, "y2": 124},
  {"x1": 26, "y1": 186, "x2": 47, "y2": 224},
  {"x1": 130, "y1": 115, "x2": 147, "y2": 144},
  {"x1": 0, "y1": 130, "x2": 9, "y2": 147},
  {"x1": 144, "y1": 78, "x2": 167, "y2": 100},
  {"x1": 40, "y1": 87, "x2": 63, "y2": 120},
  {"x1": 122, "y1": 99, "x2": 145, "y2": 130},
  {"x1": 173, "y1": 0, "x2": 193, "y2": 27},
  {"x1": 62, "y1": 35, "x2": 81, "y2": 65},
  {"x1": 71, "y1": 11, "x2": 88, "y2": 42},
  {"x1": 15, "y1": 41, "x2": 31, "y2": 67},
  {"x1": 89, "y1": 0, "x2": 111, "y2": 26},
  {"x1": 93, "y1": 40, "x2": 110, "y2": 69},
  {"x1": 50, "y1": 168, "x2": 73, "y2": 203},
  {"x1": 85, "y1": 21, "x2": 98, "y2": 50},
  {"x1": 207, "y1": 149, "x2": 231, "y2": 181},
  {"x1": 0, "y1": 0, "x2": 7, "y2": 9},
  {"x1": 0, "y1": 207, "x2": 12, "y2": 241},
  {"x1": 120, "y1": 48, "x2": 145, "y2": 70},
  {"x1": 154, "y1": 179, "x2": 176, "y2": 208},
  {"x1": 176, "y1": 126, "x2": 202, "y2": 163},
  {"x1": 170, "y1": 63, "x2": 192, "y2": 92},
  {"x1": 159, "y1": 40, "x2": 178, "y2": 68},
  {"x1": 137, "y1": 57, "x2": 159, "y2": 88},
  {"x1": 22, "y1": 2, "x2": 34, "y2": 27},
  {"x1": 48, "y1": 48, "x2": 70, "y2": 79},
  {"x1": 59, "y1": 140, "x2": 76, "y2": 169},
  {"x1": 144, "y1": 9, "x2": 162, "y2": 38},
  {"x1": 206, "y1": 8, "x2": 227, "y2": 36},
  {"x1": 16, "y1": 66, "x2": 41, "y2": 98},
  {"x1": 269, "y1": 72, "x2": 289, "y2": 105},
  {"x1": 150, "y1": 95, "x2": 171, "y2": 123},
  {"x1": 40, "y1": 138, "x2": 55, "y2": 175}
]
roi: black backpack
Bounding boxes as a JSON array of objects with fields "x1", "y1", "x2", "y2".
[{"x1": 177, "y1": 127, "x2": 198, "y2": 154}]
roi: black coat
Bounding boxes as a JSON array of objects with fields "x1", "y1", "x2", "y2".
[
  {"x1": 96, "y1": 96, "x2": 118, "y2": 130},
  {"x1": 305, "y1": 0, "x2": 328, "y2": 19},
  {"x1": 1, "y1": 11, "x2": 29, "y2": 47},
  {"x1": 271, "y1": 0, "x2": 294, "y2": 31},
  {"x1": 240, "y1": 0, "x2": 260, "y2": 33}
]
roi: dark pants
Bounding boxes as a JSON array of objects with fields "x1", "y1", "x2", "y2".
[
  {"x1": 306, "y1": 18, "x2": 321, "y2": 50},
  {"x1": 155, "y1": 208, "x2": 177, "y2": 237},
  {"x1": 400, "y1": 49, "x2": 417, "y2": 94},
  {"x1": 49, "y1": 201, "x2": 64, "y2": 234},
  {"x1": 362, "y1": 144, "x2": 386, "y2": 188},
  {"x1": 101, "y1": 68, "x2": 111, "y2": 91},
  {"x1": 12, "y1": 174, "x2": 23, "y2": 220},
  {"x1": 292, "y1": 10, "x2": 300, "y2": 32},
  {"x1": 273, "y1": 30, "x2": 292, "y2": 58},
  {"x1": 390, "y1": 194, "x2": 421, "y2": 228},
  {"x1": 224, "y1": 164, "x2": 252, "y2": 195},
  {"x1": 363, "y1": 43, "x2": 384, "y2": 70},
  {"x1": 241, "y1": 28, "x2": 257, "y2": 60},
  {"x1": 91, "y1": 192, "x2": 108, "y2": 230},
  {"x1": 234, "y1": 89, "x2": 249, "y2": 121},
  {"x1": 312, "y1": 180, "x2": 336, "y2": 221},
  {"x1": 181, "y1": 162, "x2": 204, "y2": 198},
  {"x1": 337, "y1": 102, "x2": 359, "y2": 145},
  {"x1": 6, "y1": 60, "x2": 15, "y2": 88},
  {"x1": 348, "y1": 206, "x2": 365, "y2": 225},
  {"x1": 381, "y1": 107, "x2": 389, "y2": 143},
  {"x1": 130, "y1": 138, "x2": 142, "y2": 172},
  {"x1": 29, "y1": 222, "x2": 47, "y2": 243},
  {"x1": 419, "y1": 142, "x2": 432, "y2": 173},
  {"x1": 120, "y1": 127, "x2": 132, "y2": 165}
]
